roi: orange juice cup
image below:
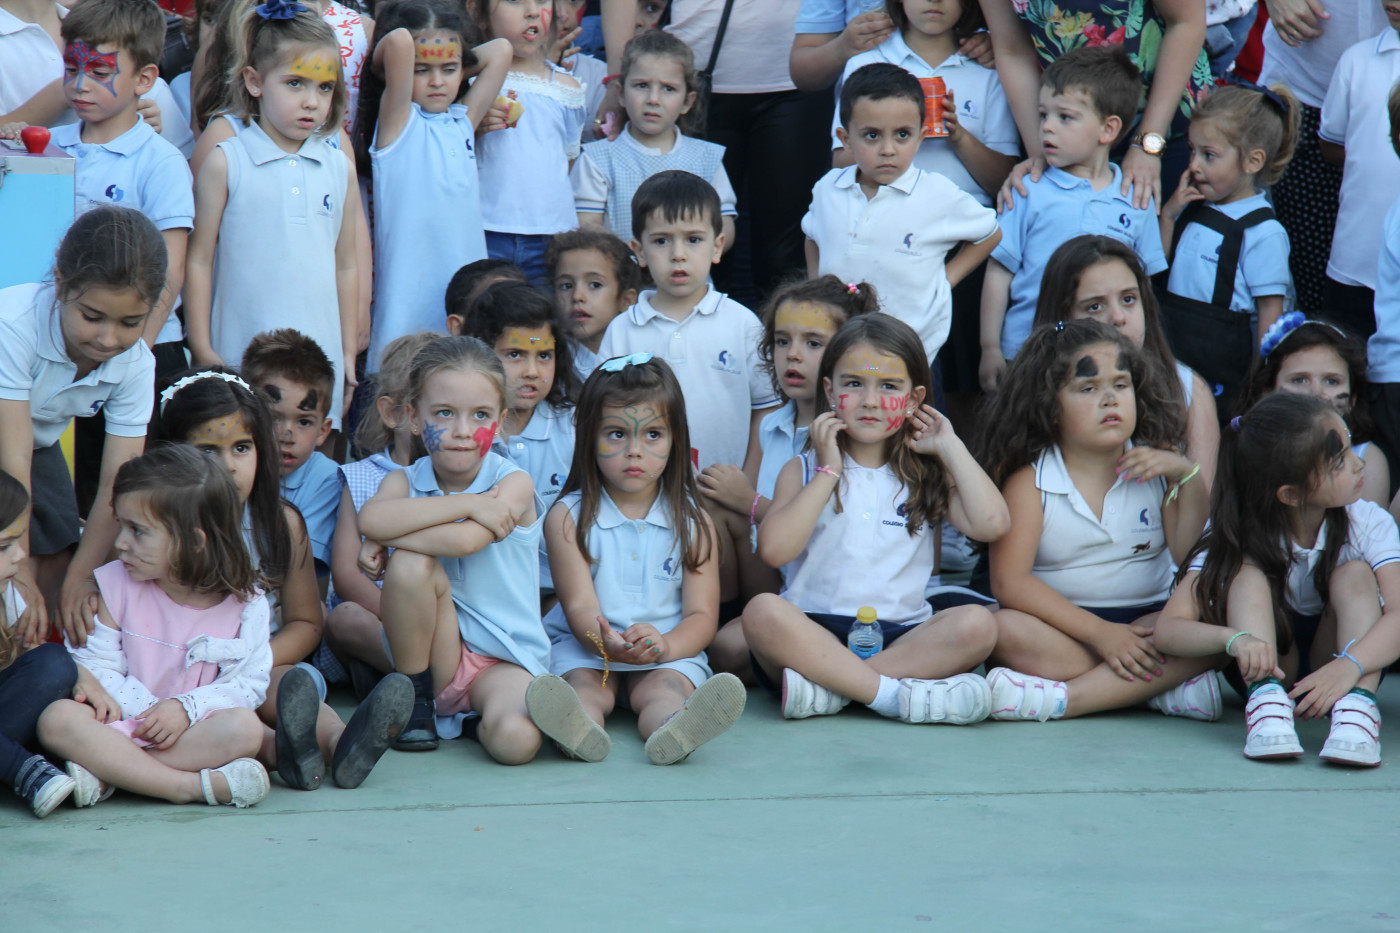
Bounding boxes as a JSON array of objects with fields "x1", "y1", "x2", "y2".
[{"x1": 919, "y1": 76, "x2": 947, "y2": 138}]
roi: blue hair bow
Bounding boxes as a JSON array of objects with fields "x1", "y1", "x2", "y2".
[
  {"x1": 600, "y1": 352, "x2": 654, "y2": 372},
  {"x1": 256, "y1": 0, "x2": 306, "y2": 20},
  {"x1": 1223, "y1": 75, "x2": 1289, "y2": 115},
  {"x1": 1259, "y1": 311, "x2": 1306, "y2": 360}
]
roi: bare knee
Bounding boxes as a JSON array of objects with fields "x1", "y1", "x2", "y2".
[
  {"x1": 206, "y1": 707, "x2": 265, "y2": 758},
  {"x1": 741, "y1": 593, "x2": 792, "y2": 641},
  {"x1": 383, "y1": 549, "x2": 442, "y2": 592},
  {"x1": 37, "y1": 698, "x2": 96, "y2": 745},
  {"x1": 482, "y1": 713, "x2": 542, "y2": 765},
  {"x1": 941, "y1": 604, "x2": 998, "y2": 656}
]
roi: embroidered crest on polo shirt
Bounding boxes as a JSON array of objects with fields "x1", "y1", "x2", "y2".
[
  {"x1": 961, "y1": 98, "x2": 976, "y2": 117},
  {"x1": 883, "y1": 501, "x2": 910, "y2": 529},
  {"x1": 710, "y1": 349, "x2": 742, "y2": 375},
  {"x1": 655, "y1": 555, "x2": 679, "y2": 581},
  {"x1": 896, "y1": 233, "x2": 922, "y2": 257},
  {"x1": 104, "y1": 184, "x2": 124, "y2": 202},
  {"x1": 1118, "y1": 213, "x2": 1131, "y2": 230},
  {"x1": 318, "y1": 193, "x2": 332, "y2": 215},
  {"x1": 88, "y1": 399, "x2": 105, "y2": 414}
]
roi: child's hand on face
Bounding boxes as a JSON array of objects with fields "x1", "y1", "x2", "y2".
[
  {"x1": 73, "y1": 664, "x2": 120, "y2": 724},
  {"x1": 906, "y1": 404, "x2": 960, "y2": 458},
  {"x1": 1290, "y1": 657, "x2": 1359, "y2": 719},
  {"x1": 697, "y1": 463, "x2": 758, "y2": 514},
  {"x1": 1229, "y1": 632, "x2": 1283, "y2": 686},
  {"x1": 811, "y1": 411, "x2": 845, "y2": 473},
  {"x1": 472, "y1": 486, "x2": 518, "y2": 541},
  {"x1": 358, "y1": 539, "x2": 388, "y2": 582},
  {"x1": 1094, "y1": 621, "x2": 1166, "y2": 682},
  {"x1": 1116, "y1": 447, "x2": 1194, "y2": 486},
  {"x1": 134, "y1": 698, "x2": 191, "y2": 750},
  {"x1": 1164, "y1": 168, "x2": 1204, "y2": 220}
]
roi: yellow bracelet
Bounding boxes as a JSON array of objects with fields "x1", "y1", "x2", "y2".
[
  {"x1": 585, "y1": 630, "x2": 611, "y2": 688},
  {"x1": 1165, "y1": 462, "x2": 1201, "y2": 506}
]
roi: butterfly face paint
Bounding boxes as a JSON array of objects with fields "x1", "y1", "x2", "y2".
[{"x1": 64, "y1": 40, "x2": 120, "y2": 96}]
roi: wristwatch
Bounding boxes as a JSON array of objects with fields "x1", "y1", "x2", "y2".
[{"x1": 1132, "y1": 131, "x2": 1166, "y2": 156}]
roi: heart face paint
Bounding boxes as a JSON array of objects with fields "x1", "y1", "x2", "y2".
[
  {"x1": 472, "y1": 422, "x2": 498, "y2": 451},
  {"x1": 64, "y1": 40, "x2": 120, "y2": 96},
  {"x1": 289, "y1": 53, "x2": 338, "y2": 83}
]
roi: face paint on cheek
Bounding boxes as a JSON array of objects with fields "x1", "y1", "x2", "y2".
[
  {"x1": 64, "y1": 41, "x2": 120, "y2": 95},
  {"x1": 290, "y1": 53, "x2": 338, "y2": 83},
  {"x1": 539, "y1": 7, "x2": 552, "y2": 33},
  {"x1": 422, "y1": 423, "x2": 445, "y2": 453},
  {"x1": 880, "y1": 394, "x2": 909, "y2": 431},
  {"x1": 472, "y1": 422, "x2": 497, "y2": 450},
  {"x1": 837, "y1": 394, "x2": 849, "y2": 411}
]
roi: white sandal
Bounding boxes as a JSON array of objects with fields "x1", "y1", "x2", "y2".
[
  {"x1": 199, "y1": 758, "x2": 270, "y2": 808},
  {"x1": 67, "y1": 761, "x2": 114, "y2": 808}
]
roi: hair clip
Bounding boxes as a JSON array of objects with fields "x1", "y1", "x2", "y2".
[
  {"x1": 846, "y1": 282, "x2": 859, "y2": 295},
  {"x1": 599, "y1": 352, "x2": 653, "y2": 372},
  {"x1": 159, "y1": 371, "x2": 252, "y2": 414},
  {"x1": 1054, "y1": 320, "x2": 1065, "y2": 332},
  {"x1": 1258, "y1": 311, "x2": 1349, "y2": 359},
  {"x1": 255, "y1": 0, "x2": 307, "y2": 20},
  {"x1": 1229, "y1": 415, "x2": 1242, "y2": 432},
  {"x1": 1223, "y1": 75, "x2": 1289, "y2": 114}
]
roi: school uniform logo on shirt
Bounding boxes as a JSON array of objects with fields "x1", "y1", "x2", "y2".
[
  {"x1": 710, "y1": 350, "x2": 742, "y2": 375},
  {"x1": 883, "y1": 502, "x2": 910, "y2": 529},
  {"x1": 318, "y1": 194, "x2": 332, "y2": 215},
  {"x1": 897, "y1": 233, "x2": 921, "y2": 257},
  {"x1": 88, "y1": 399, "x2": 105, "y2": 414},
  {"x1": 961, "y1": 98, "x2": 977, "y2": 118},
  {"x1": 104, "y1": 184, "x2": 124, "y2": 202},
  {"x1": 655, "y1": 556, "x2": 680, "y2": 581},
  {"x1": 1118, "y1": 213, "x2": 1132, "y2": 230},
  {"x1": 549, "y1": 472, "x2": 564, "y2": 488},
  {"x1": 1132, "y1": 507, "x2": 1160, "y2": 536}
]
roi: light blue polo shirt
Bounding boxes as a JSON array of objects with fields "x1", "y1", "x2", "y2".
[
  {"x1": 492, "y1": 401, "x2": 577, "y2": 590},
  {"x1": 571, "y1": 339, "x2": 600, "y2": 382},
  {"x1": 795, "y1": 0, "x2": 883, "y2": 33},
  {"x1": 50, "y1": 118, "x2": 193, "y2": 230},
  {"x1": 756, "y1": 400, "x2": 808, "y2": 500},
  {"x1": 0, "y1": 284, "x2": 154, "y2": 448},
  {"x1": 993, "y1": 164, "x2": 1167, "y2": 359},
  {"x1": 1368, "y1": 196, "x2": 1400, "y2": 383},
  {"x1": 282, "y1": 451, "x2": 341, "y2": 567},
  {"x1": 1165, "y1": 192, "x2": 1290, "y2": 317}
]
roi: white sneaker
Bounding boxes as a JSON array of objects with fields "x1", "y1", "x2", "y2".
[
  {"x1": 1147, "y1": 671, "x2": 1223, "y2": 721},
  {"x1": 1320, "y1": 693, "x2": 1381, "y2": 767},
  {"x1": 67, "y1": 761, "x2": 113, "y2": 808},
  {"x1": 780, "y1": 669, "x2": 851, "y2": 720},
  {"x1": 1243, "y1": 686, "x2": 1303, "y2": 759},
  {"x1": 645, "y1": 673, "x2": 747, "y2": 764},
  {"x1": 987, "y1": 667, "x2": 1067, "y2": 722},
  {"x1": 897, "y1": 674, "x2": 992, "y2": 724}
]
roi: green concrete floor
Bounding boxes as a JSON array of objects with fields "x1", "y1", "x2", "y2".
[{"x1": 6, "y1": 677, "x2": 1400, "y2": 932}]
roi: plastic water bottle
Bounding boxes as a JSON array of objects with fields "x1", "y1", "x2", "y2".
[{"x1": 847, "y1": 606, "x2": 883, "y2": 659}]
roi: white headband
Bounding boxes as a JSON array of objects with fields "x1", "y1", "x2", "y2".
[{"x1": 158, "y1": 372, "x2": 252, "y2": 414}]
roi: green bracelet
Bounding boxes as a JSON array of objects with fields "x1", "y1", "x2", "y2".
[
  {"x1": 1224, "y1": 631, "x2": 1246, "y2": 657},
  {"x1": 1165, "y1": 462, "x2": 1202, "y2": 506}
]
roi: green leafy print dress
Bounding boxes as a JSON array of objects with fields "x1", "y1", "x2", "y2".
[{"x1": 1013, "y1": 0, "x2": 1211, "y2": 129}]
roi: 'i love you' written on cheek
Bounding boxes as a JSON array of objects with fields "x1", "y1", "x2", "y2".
[{"x1": 880, "y1": 394, "x2": 909, "y2": 431}]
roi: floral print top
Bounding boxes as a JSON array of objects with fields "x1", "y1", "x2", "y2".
[{"x1": 1013, "y1": 0, "x2": 1212, "y2": 131}]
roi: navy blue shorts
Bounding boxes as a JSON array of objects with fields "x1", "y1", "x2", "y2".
[
  {"x1": 751, "y1": 612, "x2": 918, "y2": 698},
  {"x1": 1079, "y1": 602, "x2": 1166, "y2": 625}
]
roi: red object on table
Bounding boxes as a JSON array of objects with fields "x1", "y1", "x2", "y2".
[{"x1": 19, "y1": 126, "x2": 50, "y2": 154}]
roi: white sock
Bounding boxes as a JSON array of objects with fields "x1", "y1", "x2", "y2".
[{"x1": 867, "y1": 675, "x2": 902, "y2": 718}]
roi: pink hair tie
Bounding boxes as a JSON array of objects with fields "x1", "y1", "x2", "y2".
[{"x1": 846, "y1": 283, "x2": 859, "y2": 294}]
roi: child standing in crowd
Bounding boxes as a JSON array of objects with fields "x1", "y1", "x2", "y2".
[
  {"x1": 1236, "y1": 314, "x2": 1390, "y2": 508},
  {"x1": 805, "y1": 62, "x2": 1000, "y2": 368},
  {"x1": 599, "y1": 170, "x2": 777, "y2": 473},
  {"x1": 240, "y1": 330, "x2": 342, "y2": 586},
  {"x1": 1159, "y1": 82, "x2": 1298, "y2": 418},
  {"x1": 546, "y1": 228, "x2": 641, "y2": 379},
  {"x1": 978, "y1": 320, "x2": 1218, "y2": 723},
  {"x1": 742, "y1": 315, "x2": 1010, "y2": 724},
  {"x1": 185, "y1": 0, "x2": 359, "y2": 426},
  {"x1": 532, "y1": 354, "x2": 746, "y2": 764},
  {"x1": 157, "y1": 373, "x2": 410, "y2": 791},
  {"x1": 980, "y1": 47, "x2": 1166, "y2": 392},
  {"x1": 0, "y1": 208, "x2": 160, "y2": 645},
  {"x1": 472, "y1": 0, "x2": 586, "y2": 286},
  {"x1": 1156, "y1": 393, "x2": 1400, "y2": 766},
  {"x1": 352, "y1": 0, "x2": 511, "y2": 374},
  {"x1": 1362, "y1": 82, "x2": 1400, "y2": 498},
  {"x1": 358, "y1": 337, "x2": 550, "y2": 761},
  {"x1": 571, "y1": 29, "x2": 736, "y2": 248},
  {"x1": 39, "y1": 445, "x2": 273, "y2": 809}
]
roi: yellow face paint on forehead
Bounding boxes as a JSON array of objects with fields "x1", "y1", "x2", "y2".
[
  {"x1": 502, "y1": 328, "x2": 556, "y2": 351},
  {"x1": 775, "y1": 301, "x2": 839, "y2": 334},
  {"x1": 415, "y1": 36, "x2": 461, "y2": 61},
  {"x1": 0, "y1": 513, "x2": 26, "y2": 539},
  {"x1": 841, "y1": 347, "x2": 908, "y2": 379},
  {"x1": 289, "y1": 53, "x2": 338, "y2": 83}
]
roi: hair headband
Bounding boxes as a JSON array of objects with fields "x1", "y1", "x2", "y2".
[
  {"x1": 256, "y1": 0, "x2": 307, "y2": 20},
  {"x1": 600, "y1": 352, "x2": 653, "y2": 372},
  {"x1": 159, "y1": 372, "x2": 253, "y2": 414},
  {"x1": 1258, "y1": 311, "x2": 1349, "y2": 360},
  {"x1": 1223, "y1": 75, "x2": 1289, "y2": 115}
]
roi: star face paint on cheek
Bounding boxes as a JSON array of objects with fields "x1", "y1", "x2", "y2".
[
  {"x1": 64, "y1": 40, "x2": 120, "y2": 96},
  {"x1": 422, "y1": 422, "x2": 445, "y2": 453},
  {"x1": 290, "y1": 53, "x2": 338, "y2": 83}
]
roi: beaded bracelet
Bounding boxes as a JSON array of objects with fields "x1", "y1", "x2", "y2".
[
  {"x1": 1164, "y1": 462, "x2": 1202, "y2": 506},
  {"x1": 585, "y1": 630, "x2": 611, "y2": 687},
  {"x1": 1334, "y1": 638, "x2": 1366, "y2": 677},
  {"x1": 814, "y1": 465, "x2": 839, "y2": 480},
  {"x1": 750, "y1": 493, "x2": 762, "y2": 527},
  {"x1": 1224, "y1": 631, "x2": 1247, "y2": 657}
]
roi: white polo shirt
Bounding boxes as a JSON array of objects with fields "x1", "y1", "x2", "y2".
[
  {"x1": 598, "y1": 287, "x2": 776, "y2": 470},
  {"x1": 1188, "y1": 499, "x2": 1400, "y2": 615},
  {"x1": 802, "y1": 164, "x2": 999, "y2": 363},
  {"x1": 51, "y1": 119, "x2": 193, "y2": 229},
  {"x1": 1367, "y1": 197, "x2": 1400, "y2": 383},
  {"x1": 0, "y1": 4, "x2": 72, "y2": 125},
  {"x1": 1032, "y1": 443, "x2": 1173, "y2": 608},
  {"x1": 1319, "y1": 28, "x2": 1400, "y2": 291},
  {"x1": 832, "y1": 35, "x2": 1019, "y2": 206},
  {"x1": 0, "y1": 283, "x2": 155, "y2": 449}
]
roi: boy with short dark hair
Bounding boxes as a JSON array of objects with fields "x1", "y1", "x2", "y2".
[
  {"x1": 979, "y1": 45, "x2": 1167, "y2": 392},
  {"x1": 804, "y1": 62, "x2": 1002, "y2": 368},
  {"x1": 241, "y1": 329, "x2": 340, "y2": 583},
  {"x1": 598, "y1": 169, "x2": 778, "y2": 472}
]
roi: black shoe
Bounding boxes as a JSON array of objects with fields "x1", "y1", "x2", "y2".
[
  {"x1": 275, "y1": 666, "x2": 325, "y2": 790},
  {"x1": 394, "y1": 695, "x2": 439, "y2": 751},
  {"x1": 332, "y1": 673, "x2": 413, "y2": 787},
  {"x1": 345, "y1": 657, "x2": 384, "y2": 702},
  {"x1": 15, "y1": 755, "x2": 75, "y2": 818}
]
